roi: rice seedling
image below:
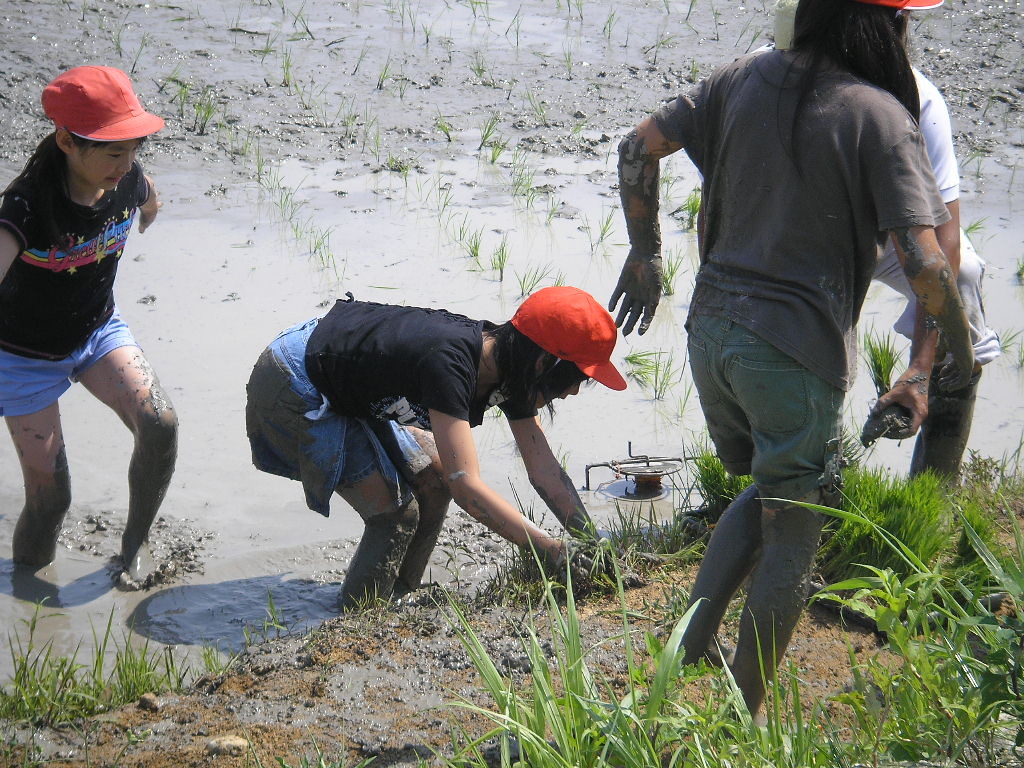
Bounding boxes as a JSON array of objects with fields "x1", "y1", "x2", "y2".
[
  {"x1": 514, "y1": 263, "x2": 552, "y2": 296},
  {"x1": 562, "y1": 42, "x2": 575, "y2": 80},
  {"x1": 289, "y1": 3, "x2": 314, "y2": 40},
  {"x1": 490, "y1": 235, "x2": 510, "y2": 280},
  {"x1": 376, "y1": 54, "x2": 393, "y2": 90},
  {"x1": 129, "y1": 32, "x2": 151, "y2": 74},
  {"x1": 643, "y1": 31, "x2": 676, "y2": 65},
  {"x1": 963, "y1": 217, "x2": 987, "y2": 239},
  {"x1": 525, "y1": 89, "x2": 548, "y2": 125},
  {"x1": 504, "y1": 6, "x2": 523, "y2": 47},
  {"x1": 477, "y1": 114, "x2": 499, "y2": 151},
  {"x1": 861, "y1": 328, "x2": 905, "y2": 397},
  {"x1": 602, "y1": 8, "x2": 617, "y2": 40},
  {"x1": 107, "y1": 9, "x2": 131, "y2": 56},
  {"x1": 661, "y1": 244, "x2": 687, "y2": 295},
  {"x1": 676, "y1": 185, "x2": 701, "y2": 230},
  {"x1": 509, "y1": 147, "x2": 534, "y2": 199},
  {"x1": 687, "y1": 439, "x2": 751, "y2": 520},
  {"x1": 1014, "y1": 256, "x2": 1024, "y2": 283},
  {"x1": 469, "y1": 51, "x2": 496, "y2": 87},
  {"x1": 544, "y1": 193, "x2": 561, "y2": 225},
  {"x1": 172, "y1": 78, "x2": 191, "y2": 121},
  {"x1": 434, "y1": 111, "x2": 453, "y2": 142},
  {"x1": 350, "y1": 41, "x2": 370, "y2": 76},
  {"x1": 462, "y1": 227, "x2": 485, "y2": 267},
  {"x1": 192, "y1": 86, "x2": 217, "y2": 134},
  {"x1": 487, "y1": 135, "x2": 509, "y2": 164},
  {"x1": 580, "y1": 207, "x2": 616, "y2": 252}
]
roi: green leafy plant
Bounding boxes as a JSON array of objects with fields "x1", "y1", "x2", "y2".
[{"x1": 861, "y1": 328, "x2": 905, "y2": 397}]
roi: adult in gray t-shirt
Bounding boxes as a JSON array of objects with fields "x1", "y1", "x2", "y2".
[{"x1": 608, "y1": 0, "x2": 974, "y2": 722}]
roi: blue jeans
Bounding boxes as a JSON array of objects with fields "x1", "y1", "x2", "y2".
[{"x1": 686, "y1": 314, "x2": 843, "y2": 504}]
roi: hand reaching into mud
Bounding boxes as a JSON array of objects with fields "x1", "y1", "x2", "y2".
[
  {"x1": 138, "y1": 175, "x2": 162, "y2": 233},
  {"x1": 608, "y1": 248, "x2": 662, "y2": 336}
]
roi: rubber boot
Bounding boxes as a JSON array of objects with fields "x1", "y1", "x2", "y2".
[
  {"x1": 340, "y1": 498, "x2": 419, "y2": 609},
  {"x1": 910, "y1": 368, "x2": 980, "y2": 480},
  {"x1": 681, "y1": 484, "x2": 763, "y2": 668}
]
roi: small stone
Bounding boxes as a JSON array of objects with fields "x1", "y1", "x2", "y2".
[
  {"x1": 137, "y1": 693, "x2": 161, "y2": 712},
  {"x1": 206, "y1": 735, "x2": 249, "y2": 756}
]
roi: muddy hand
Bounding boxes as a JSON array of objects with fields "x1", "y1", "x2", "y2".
[
  {"x1": 860, "y1": 402, "x2": 915, "y2": 447},
  {"x1": 608, "y1": 250, "x2": 662, "y2": 336}
]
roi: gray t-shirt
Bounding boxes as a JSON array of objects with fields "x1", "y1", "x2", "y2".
[{"x1": 655, "y1": 50, "x2": 948, "y2": 390}]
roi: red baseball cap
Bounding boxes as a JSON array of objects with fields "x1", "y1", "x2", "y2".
[
  {"x1": 42, "y1": 66, "x2": 165, "y2": 141},
  {"x1": 511, "y1": 286, "x2": 628, "y2": 392},
  {"x1": 850, "y1": 0, "x2": 944, "y2": 8}
]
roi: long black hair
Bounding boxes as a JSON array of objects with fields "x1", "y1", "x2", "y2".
[
  {"x1": 2, "y1": 131, "x2": 139, "y2": 249},
  {"x1": 782, "y1": 0, "x2": 921, "y2": 165},
  {"x1": 791, "y1": 0, "x2": 918, "y2": 122},
  {"x1": 488, "y1": 321, "x2": 587, "y2": 415}
]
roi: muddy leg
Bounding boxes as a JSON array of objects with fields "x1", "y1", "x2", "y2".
[
  {"x1": 681, "y1": 484, "x2": 762, "y2": 667},
  {"x1": 395, "y1": 428, "x2": 451, "y2": 594},
  {"x1": 910, "y1": 368, "x2": 980, "y2": 480},
  {"x1": 79, "y1": 347, "x2": 178, "y2": 578},
  {"x1": 728, "y1": 497, "x2": 824, "y2": 719},
  {"x1": 8, "y1": 403, "x2": 72, "y2": 567},
  {"x1": 336, "y1": 471, "x2": 419, "y2": 609}
]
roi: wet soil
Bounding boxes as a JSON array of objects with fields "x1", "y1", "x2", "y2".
[{"x1": 1, "y1": 0, "x2": 1023, "y2": 764}]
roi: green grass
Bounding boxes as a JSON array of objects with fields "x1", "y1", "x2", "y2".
[
  {"x1": 1, "y1": 609, "x2": 189, "y2": 725},
  {"x1": 861, "y1": 328, "x2": 905, "y2": 397},
  {"x1": 622, "y1": 350, "x2": 679, "y2": 399}
]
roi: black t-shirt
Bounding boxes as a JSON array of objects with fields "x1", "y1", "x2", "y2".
[
  {"x1": 305, "y1": 299, "x2": 537, "y2": 428},
  {"x1": 0, "y1": 161, "x2": 150, "y2": 359}
]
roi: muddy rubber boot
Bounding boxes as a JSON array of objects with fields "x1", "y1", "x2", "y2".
[
  {"x1": 909, "y1": 369, "x2": 980, "y2": 480},
  {"x1": 681, "y1": 484, "x2": 763, "y2": 667},
  {"x1": 340, "y1": 499, "x2": 419, "y2": 610}
]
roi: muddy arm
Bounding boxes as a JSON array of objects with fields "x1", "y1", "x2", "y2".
[
  {"x1": 609, "y1": 117, "x2": 683, "y2": 336},
  {"x1": 429, "y1": 409, "x2": 564, "y2": 563},
  {"x1": 875, "y1": 226, "x2": 974, "y2": 427},
  {"x1": 509, "y1": 416, "x2": 596, "y2": 540}
]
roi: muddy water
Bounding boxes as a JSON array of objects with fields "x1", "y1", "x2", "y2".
[{"x1": 1, "y1": 0, "x2": 1022, "y2": 682}]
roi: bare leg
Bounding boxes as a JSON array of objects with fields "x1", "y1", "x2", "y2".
[
  {"x1": 681, "y1": 484, "x2": 762, "y2": 667},
  {"x1": 728, "y1": 497, "x2": 824, "y2": 719},
  {"x1": 336, "y1": 470, "x2": 419, "y2": 609},
  {"x1": 8, "y1": 403, "x2": 72, "y2": 568},
  {"x1": 395, "y1": 427, "x2": 451, "y2": 594},
  {"x1": 79, "y1": 346, "x2": 177, "y2": 577}
]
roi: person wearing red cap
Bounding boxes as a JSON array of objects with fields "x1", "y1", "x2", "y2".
[
  {"x1": 609, "y1": 0, "x2": 974, "y2": 719},
  {"x1": 245, "y1": 287, "x2": 627, "y2": 608},
  {"x1": 0, "y1": 66, "x2": 175, "y2": 585}
]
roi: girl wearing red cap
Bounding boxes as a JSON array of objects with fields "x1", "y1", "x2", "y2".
[
  {"x1": 245, "y1": 287, "x2": 627, "y2": 608},
  {"x1": 0, "y1": 66, "x2": 176, "y2": 584},
  {"x1": 609, "y1": 0, "x2": 974, "y2": 719}
]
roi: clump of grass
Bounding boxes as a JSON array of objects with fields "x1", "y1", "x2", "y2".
[
  {"x1": 623, "y1": 350, "x2": 678, "y2": 399},
  {"x1": 687, "y1": 439, "x2": 751, "y2": 522},
  {"x1": 514, "y1": 263, "x2": 551, "y2": 296},
  {"x1": 1, "y1": 609, "x2": 189, "y2": 725},
  {"x1": 817, "y1": 465, "x2": 950, "y2": 583},
  {"x1": 490, "y1": 235, "x2": 510, "y2": 280},
  {"x1": 661, "y1": 244, "x2": 686, "y2": 295},
  {"x1": 861, "y1": 328, "x2": 905, "y2": 397}
]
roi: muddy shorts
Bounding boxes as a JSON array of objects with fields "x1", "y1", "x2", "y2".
[
  {"x1": 0, "y1": 308, "x2": 137, "y2": 417},
  {"x1": 245, "y1": 318, "x2": 426, "y2": 517},
  {"x1": 686, "y1": 314, "x2": 843, "y2": 505}
]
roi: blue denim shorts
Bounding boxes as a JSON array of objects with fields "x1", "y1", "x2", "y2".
[
  {"x1": 686, "y1": 314, "x2": 843, "y2": 504},
  {"x1": 0, "y1": 308, "x2": 137, "y2": 417},
  {"x1": 245, "y1": 318, "x2": 426, "y2": 517}
]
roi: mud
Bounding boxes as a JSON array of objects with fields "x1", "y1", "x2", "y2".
[{"x1": 0, "y1": 0, "x2": 1022, "y2": 763}]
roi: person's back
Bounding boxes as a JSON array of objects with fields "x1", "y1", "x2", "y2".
[{"x1": 654, "y1": 47, "x2": 945, "y2": 389}]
